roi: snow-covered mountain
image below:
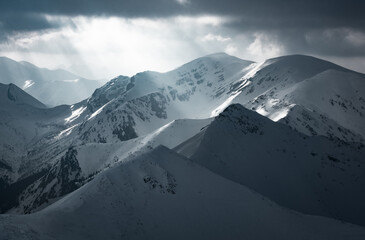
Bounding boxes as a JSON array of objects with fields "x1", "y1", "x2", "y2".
[
  {"x1": 0, "y1": 57, "x2": 101, "y2": 106},
  {"x1": 176, "y1": 104, "x2": 365, "y2": 226},
  {"x1": 1, "y1": 146, "x2": 365, "y2": 240},
  {"x1": 67, "y1": 53, "x2": 253, "y2": 144},
  {"x1": 14, "y1": 117, "x2": 212, "y2": 213},
  {"x1": 1, "y1": 52, "x2": 365, "y2": 238},
  {"x1": 0, "y1": 83, "x2": 69, "y2": 176},
  {"x1": 2, "y1": 53, "x2": 254, "y2": 213},
  {"x1": 0, "y1": 83, "x2": 74, "y2": 212},
  {"x1": 219, "y1": 55, "x2": 365, "y2": 142}
]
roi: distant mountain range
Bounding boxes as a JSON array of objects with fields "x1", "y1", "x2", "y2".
[
  {"x1": 0, "y1": 57, "x2": 101, "y2": 106},
  {"x1": 1, "y1": 53, "x2": 365, "y2": 239}
]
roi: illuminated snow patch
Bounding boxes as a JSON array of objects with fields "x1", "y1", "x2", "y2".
[
  {"x1": 241, "y1": 61, "x2": 265, "y2": 80},
  {"x1": 255, "y1": 102, "x2": 296, "y2": 122},
  {"x1": 269, "y1": 105, "x2": 295, "y2": 122},
  {"x1": 140, "y1": 120, "x2": 175, "y2": 145},
  {"x1": 23, "y1": 80, "x2": 34, "y2": 89},
  {"x1": 88, "y1": 102, "x2": 111, "y2": 120},
  {"x1": 65, "y1": 106, "x2": 87, "y2": 123},
  {"x1": 256, "y1": 106, "x2": 269, "y2": 117},
  {"x1": 63, "y1": 79, "x2": 80, "y2": 83},
  {"x1": 211, "y1": 92, "x2": 240, "y2": 117},
  {"x1": 211, "y1": 81, "x2": 251, "y2": 117},
  {"x1": 56, "y1": 124, "x2": 79, "y2": 139},
  {"x1": 210, "y1": 62, "x2": 266, "y2": 117}
]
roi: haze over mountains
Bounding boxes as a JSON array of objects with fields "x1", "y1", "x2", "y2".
[
  {"x1": 0, "y1": 57, "x2": 102, "y2": 106},
  {"x1": 0, "y1": 53, "x2": 365, "y2": 239}
]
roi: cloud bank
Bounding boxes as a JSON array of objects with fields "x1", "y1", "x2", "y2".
[{"x1": 0, "y1": 0, "x2": 364, "y2": 78}]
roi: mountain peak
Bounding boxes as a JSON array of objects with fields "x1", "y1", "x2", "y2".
[
  {"x1": 220, "y1": 103, "x2": 265, "y2": 121},
  {"x1": 265, "y1": 54, "x2": 350, "y2": 73},
  {"x1": 202, "y1": 52, "x2": 253, "y2": 63},
  {"x1": 204, "y1": 52, "x2": 230, "y2": 57},
  {"x1": 0, "y1": 83, "x2": 46, "y2": 108},
  {"x1": 173, "y1": 52, "x2": 254, "y2": 72}
]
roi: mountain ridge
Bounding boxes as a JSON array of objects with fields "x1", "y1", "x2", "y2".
[
  {"x1": 1, "y1": 52, "x2": 364, "y2": 233},
  {"x1": 175, "y1": 104, "x2": 365, "y2": 226}
]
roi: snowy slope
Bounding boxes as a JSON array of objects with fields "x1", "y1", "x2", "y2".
[
  {"x1": 213, "y1": 55, "x2": 365, "y2": 142},
  {"x1": 1, "y1": 53, "x2": 253, "y2": 213},
  {"x1": 0, "y1": 83, "x2": 70, "y2": 176},
  {"x1": 1, "y1": 146, "x2": 365, "y2": 240},
  {"x1": 279, "y1": 104, "x2": 364, "y2": 143},
  {"x1": 15, "y1": 52, "x2": 250, "y2": 185},
  {"x1": 283, "y1": 70, "x2": 365, "y2": 138},
  {"x1": 61, "y1": 53, "x2": 253, "y2": 144},
  {"x1": 176, "y1": 104, "x2": 365, "y2": 226},
  {"x1": 0, "y1": 57, "x2": 101, "y2": 106},
  {"x1": 0, "y1": 83, "x2": 75, "y2": 212},
  {"x1": 0, "y1": 83, "x2": 46, "y2": 109},
  {"x1": 43, "y1": 54, "x2": 365, "y2": 147},
  {"x1": 11, "y1": 117, "x2": 212, "y2": 213}
]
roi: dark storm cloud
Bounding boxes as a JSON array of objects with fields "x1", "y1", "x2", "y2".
[
  {"x1": 1, "y1": 0, "x2": 364, "y2": 28},
  {"x1": 198, "y1": 0, "x2": 365, "y2": 30},
  {"x1": 210, "y1": 0, "x2": 365, "y2": 57},
  {"x1": 1, "y1": 0, "x2": 365, "y2": 57},
  {"x1": 0, "y1": 0, "x2": 181, "y2": 41},
  {"x1": 269, "y1": 28, "x2": 365, "y2": 57},
  {"x1": 0, "y1": 0, "x2": 184, "y2": 18},
  {"x1": 0, "y1": 0, "x2": 171, "y2": 41},
  {"x1": 0, "y1": 12, "x2": 70, "y2": 43},
  {"x1": 0, "y1": 14, "x2": 55, "y2": 41}
]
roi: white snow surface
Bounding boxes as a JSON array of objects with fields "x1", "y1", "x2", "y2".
[
  {"x1": 22, "y1": 80, "x2": 34, "y2": 90},
  {"x1": 12, "y1": 117, "x2": 212, "y2": 213},
  {"x1": 209, "y1": 54, "x2": 365, "y2": 142},
  {"x1": 1, "y1": 146, "x2": 365, "y2": 240},
  {"x1": 176, "y1": 104, "x2": 365, "y2": 226},
  {"x1": 1, "y1": 52, "x2": 365, "y2": 238}
]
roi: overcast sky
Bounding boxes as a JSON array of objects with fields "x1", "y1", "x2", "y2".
[{"x1": 0, "y1": 0, "x2": 364, "y2": 79}]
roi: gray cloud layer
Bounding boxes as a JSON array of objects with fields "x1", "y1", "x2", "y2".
[
  {"x1": 1, "y1": 0, "x2": 364, "y2": 57},
  {"x1": 1, "y1": 0, "x2": 364, "y2": 27}
]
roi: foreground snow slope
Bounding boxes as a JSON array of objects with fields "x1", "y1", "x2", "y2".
[
  {"x1": 12, "y1": 117, "x2": 212, "y2": 213},
  {"x1": 0, "y1": 57, "x2": 101, "y2": 106},
  {"x1": 1, "y1": 146, "x2": 365, "y2": 240},
  {"x1": 176, "y1": 104, "x2": 365, "y2": 226}
]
